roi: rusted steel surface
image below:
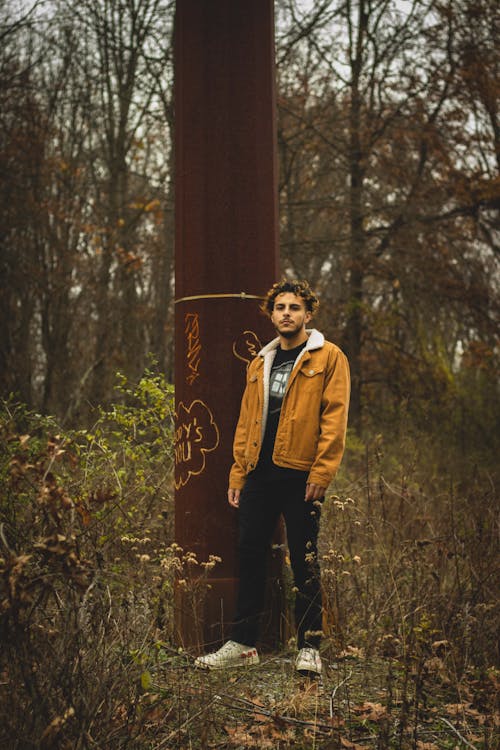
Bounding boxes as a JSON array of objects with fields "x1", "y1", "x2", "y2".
[{"x1": 174, "y1": 0, "x2": 281, "y2": 650}]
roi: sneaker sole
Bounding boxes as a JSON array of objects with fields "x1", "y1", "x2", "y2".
[{"x1": 195, "y1": 656, "x2": 260, "y2": 670}]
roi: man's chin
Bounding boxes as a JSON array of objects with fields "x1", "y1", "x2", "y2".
[{"x1": 278, "y1": 327, "x2": 298, "y2": 339}]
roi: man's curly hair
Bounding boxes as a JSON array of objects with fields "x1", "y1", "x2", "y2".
[{"x1": 261, "y1": 279, "x2": 319, "y2": 317}]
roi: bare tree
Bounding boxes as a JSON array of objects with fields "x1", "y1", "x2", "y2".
[
  {"x1": 0, "y1": 0, "x2": 175, "y2": 421},
  {"x1": 66, "y1": 0, "x2": 174, "y2": 409},
  {"x1": 276, "y1": 0, "x2": 499, "y2": 432}
]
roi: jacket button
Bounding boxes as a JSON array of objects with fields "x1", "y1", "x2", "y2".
[
  {"x1": 249, "y1": 462, "x2": 254, "y2": 468},
  {"x1": 253, "y1": 441, "x2": 258, "y2": 447},
  {"x1": 309, "y1": 369, "x2": 315, "y2": 374}
]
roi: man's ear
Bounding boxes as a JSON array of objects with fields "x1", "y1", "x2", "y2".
[{"x1": 305, "y1": 311, "x2": 313, "y2": 324}]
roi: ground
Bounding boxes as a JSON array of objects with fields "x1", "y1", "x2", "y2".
[{"x1": 133, "y1": 644, "x2": 499, "y2": 749}]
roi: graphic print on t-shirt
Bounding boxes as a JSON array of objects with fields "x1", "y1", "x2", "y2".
[{"x1": 269, "y1": 358, "x2": 295, "y2": 413}]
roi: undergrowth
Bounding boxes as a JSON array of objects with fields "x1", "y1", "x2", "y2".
[{"x1": 0, "y1": 372, "x2": 498, "y2": 748}]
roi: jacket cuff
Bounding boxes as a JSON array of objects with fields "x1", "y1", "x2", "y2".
[
  {"x1": 229, "y1": 464, "x2": 246, "y2": 490},
  {"x1": 307, "y1": 470, "x2": 333, "y2": 489}
]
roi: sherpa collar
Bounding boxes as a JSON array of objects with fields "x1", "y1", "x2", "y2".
[{"x1": 258, "y1": 328, "x2": 324, "y2": 358}]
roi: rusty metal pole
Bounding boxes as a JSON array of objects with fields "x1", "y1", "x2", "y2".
[{"x1": 174, "y1": 0, "x2": 281, "y2": 651}]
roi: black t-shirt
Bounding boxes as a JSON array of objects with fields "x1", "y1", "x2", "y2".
[{"x1": 254, "y1": 341, "x2": 308, "y2": 481}]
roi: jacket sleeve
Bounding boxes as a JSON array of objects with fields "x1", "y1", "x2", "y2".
[
  {"x1": 228, "y1": 369, "x2": 253, "y2": 490},
  {"x1": 308, "y1": 347, "x2": 350, "y2": 488}
]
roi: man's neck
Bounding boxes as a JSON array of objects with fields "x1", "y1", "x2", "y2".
[{"x1": 278, "y1": 329, "x2": 309, "y2": 351}]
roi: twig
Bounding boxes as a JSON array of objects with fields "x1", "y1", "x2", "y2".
[
  {"x1": 0, "y1": 523, "x2": 13, "y2": 554},
  {"x1": 214, "y1": 693, "x2": 335, "y2": 735},
  {"x1": 152, "y1": 696, "x2": 220, "y2": 749},
  {"x1": 330, "y1": 669, "x2": 353, "y2": 718},
  {"x1": 439, "y1": 716, "x2": 478, "y2": 750},
  {"x1": 148, "y1": 678, "x2": 377, "y2": 745}
]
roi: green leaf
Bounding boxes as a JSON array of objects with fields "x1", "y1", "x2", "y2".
[{"x1": 140, "y1": 670, "x2": 152, "y2": 691}]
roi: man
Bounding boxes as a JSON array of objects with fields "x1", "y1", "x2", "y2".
[{"x1": 195, "y1": 280, "x2": 350, "y2": 675}]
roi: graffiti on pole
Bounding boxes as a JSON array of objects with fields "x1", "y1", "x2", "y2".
[
  {"x1": 232, "y1": 330, "x2": 262, "y2": 365},
  {"x1": 185, "y1": 313, "x2": 201, "y2": 385},
  {"x1": 174, "y1": 399, "x2": 220, "y2": 489}
]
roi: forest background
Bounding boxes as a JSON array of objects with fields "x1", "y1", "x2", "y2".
[{"x1": 0, "y1": 1, "x2": 498, "y2": 748}]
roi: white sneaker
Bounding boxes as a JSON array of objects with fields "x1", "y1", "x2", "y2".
[
  {"x1": 194, "y1": 640, "x2": 260, "y2": 670},
  {"x1": 295, "y1": 647, "x2": 322, "y2": 676}
]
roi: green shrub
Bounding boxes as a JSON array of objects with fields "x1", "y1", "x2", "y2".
[{"x1": 0, "y1": 371, "x2": 176, "y2": 748}]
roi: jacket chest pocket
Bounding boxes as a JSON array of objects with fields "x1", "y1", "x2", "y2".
[{"x1": 297, "y1": 365, "x2": 324, "y2": 392}]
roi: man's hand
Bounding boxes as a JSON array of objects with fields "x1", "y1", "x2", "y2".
[
  {"x1": 228, "y1": 488, "x2": 241, "y2": 508},
  {"x1": 305, "y1": 483, "x2": 326, "y2": 502}
]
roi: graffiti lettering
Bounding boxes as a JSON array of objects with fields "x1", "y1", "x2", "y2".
[
  {"x1": 175, "y1": 400, "x2": 219, "y2": 489},
  {"x1": 185, "y1": 313, "x2": 201, "y2": 385},
  {"x1": 233, "y1": 330, "x2": 262, "y2": 365}
]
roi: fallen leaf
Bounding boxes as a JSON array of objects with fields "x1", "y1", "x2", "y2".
[
  {"x1": 338, "y1": 646, "x2": 365, "y2": 660},
  {"x1": 340, "y1": 737, "x2": 369, "y2": 750},
  {"x1": 353, "y1": 701, "x2": 388, "y2": 722},
  {"x1": 330, "y1": 714, "x2": 346, "y2": 728},
  {"x1": 224, "y1": 723, "x2": 253, "y2": 745},
  {"x1": 444, "y1": 702, "x2": 469, "y2": 716},
  {"x1": 224, "y1": 721, "x2": 293, "y2": 749}
]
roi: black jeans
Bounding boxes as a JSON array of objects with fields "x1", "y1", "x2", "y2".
[{"x1": 231, "y1": 472, "x2": 322, "y2": 649}]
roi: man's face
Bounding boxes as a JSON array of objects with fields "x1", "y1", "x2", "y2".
[{"x1": 270, "y1": 292, "x2": 312, "y2": 339}]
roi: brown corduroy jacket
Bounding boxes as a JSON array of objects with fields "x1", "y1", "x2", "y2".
[{"x1": 229, "y1": 329, "x2": 350, "y2": 490}]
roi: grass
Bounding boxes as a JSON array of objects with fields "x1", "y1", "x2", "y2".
[
  {"x1": 125, "y1": 642, "x2": 499, "y2": 749},
  {"x1": 1, "y1": 395, "x2": 498, "y2": 748}
]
